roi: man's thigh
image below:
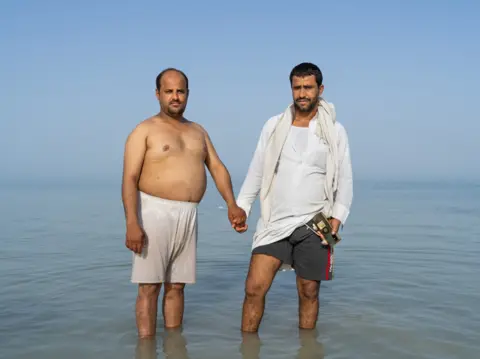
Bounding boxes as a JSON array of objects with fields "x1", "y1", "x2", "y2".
[
  {"x1": 166, "y1": 211, "x2": 198, "y2": 284},
  {"x1": 166, "y1": 231, "x2": 197, "y2": 284},
  {"x1": 292, "y1": 226, "x2": 333, "y2": 281},
  {"x1": 245, "y1": 253, "x2": 283, "y2": 294}
]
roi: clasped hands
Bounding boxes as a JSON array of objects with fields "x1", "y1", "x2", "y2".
[{"x1": 227, "y1": 203, "x2": 248, "y2": 233}]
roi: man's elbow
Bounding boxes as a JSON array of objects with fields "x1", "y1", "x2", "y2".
[
  {"x1": 209, "y1": 161, "x2": 228, "y2": 177},
  {"x1": 123, "y1": 173, "x2": 140, "y2": 187}
]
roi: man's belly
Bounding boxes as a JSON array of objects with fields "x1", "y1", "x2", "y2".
[
  {"x1": 138, "y1": 159, "x2": 207, "y2": 203},
  {"x1": 270, "y1": 168, "x2": 326, "y2": 219}
]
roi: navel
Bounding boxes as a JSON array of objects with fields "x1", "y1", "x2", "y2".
[{"x1": 162, "y1": 144, "x2": 170, "y2": 152}]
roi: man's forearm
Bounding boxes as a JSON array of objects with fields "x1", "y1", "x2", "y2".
[
  {"x1": 122, "y1": 177, "x2": 140, "y2": 225},
  {"x1": 211, "y1": 165, "x2": 236, "y2": 207}
]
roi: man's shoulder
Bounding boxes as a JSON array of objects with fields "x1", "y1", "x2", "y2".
[
  {"x1": 267, "y1": 112, "x2": 284, "y2": 124},
  {"x1": 137, "y1": 115, "x2": 162, "y2": 127},
  {"x1": 261, "y1": 113, "x2": 283, "y2": 133},
  {"x1": 129, "y1": 117, "x2": 155, "y2": 135},
  {"x1": 187, "y1": 120, "x2": 208, "y2": 135}
]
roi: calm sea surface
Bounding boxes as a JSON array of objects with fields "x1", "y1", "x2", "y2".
[{"x1": 1, "y1": 180, "x2": 479, "y2": 359}]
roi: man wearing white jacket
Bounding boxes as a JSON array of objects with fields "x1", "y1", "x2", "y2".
[{"x1": 234, "y1": 62, "x2": 353, "y2": 333}]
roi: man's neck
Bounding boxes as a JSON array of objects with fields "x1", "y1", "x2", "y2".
[
  {"x1": 158, "y1": 111, "x2": 184, "y2": 122},
  {"x1": 293, "y1": 107, "x2": 318, "y2": 127}
]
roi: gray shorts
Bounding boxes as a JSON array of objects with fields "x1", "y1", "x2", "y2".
[{"x1": 252, "y1": 225, "x2": 334, "y2": 281}]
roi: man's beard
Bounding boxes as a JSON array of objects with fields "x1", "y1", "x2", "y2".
[
  {"x1": 294, "y1": 97, "x2": 318, "y2": 113},
  {"x1": 166, "y1": 103, "x2": 186, "y2": 116}
]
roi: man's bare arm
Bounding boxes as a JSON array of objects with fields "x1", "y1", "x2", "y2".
[
  {"x1": 121, "y1": 124, "x2": 148, "y2": 226},
  {"x1": 197, "y1": 124, "x2": 247, "y2": 231},
  {"x1": 202, "y1": 128, "x2": 237, "y2": 207}
]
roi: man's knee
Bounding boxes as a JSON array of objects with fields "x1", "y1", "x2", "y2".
[
  {"x1": 245, "y1": 279, "x2": 269, "y2": 299},
  {"x1": 138, "y1": 283, "x2": 161, "y2": 299},
  {"x1": 244, "y1": 254, "x2": 281, "y2": 300},
  {"x1": 164, "y1": 283, "x2": 185, "y2": 299},
  {"x1": 298, "y1": 280, "x2": 320, "y2": 301}
]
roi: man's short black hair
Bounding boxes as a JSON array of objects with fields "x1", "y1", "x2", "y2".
[
  {"x1": 156, "y1": 68, "x2": 189, "y2": 90},
  {"x1": 289, "y1": 62, "x2": 323, "y2": 87}
]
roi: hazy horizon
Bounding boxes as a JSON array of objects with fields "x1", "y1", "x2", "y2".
[
  {"x1": 1, "y1": 173, "x2": 478, "y2": 188},
  {"x1": 2, "y1": 1, "x2": 479, "y2": 184}
]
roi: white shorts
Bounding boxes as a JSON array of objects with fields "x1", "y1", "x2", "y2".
[{"x1": 131, "y1": 191, "x2": 198, "y2": 284}]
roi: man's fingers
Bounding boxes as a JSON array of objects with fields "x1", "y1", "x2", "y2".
[
  {"x1": 329, "y1": 218, "x2": 341, "y2": 235},
  {"x1": 316, "y1": 231, "x2": 328, "y2": 245},
  {"x1": 233, "y1": 216, "x2": 246, "y2": 224},
  {"x1": 135, "y1": 243, "x2": 142, "y2": 254},
  {"x1": 138, "y1": 237, "x2": 145, "y2": 253},
  {"x1": 126, "y1": 237, "x2": 144, "y2": 254},
  {"x1": 136, "y1": 241, "x2": 141, "y2": 253},
  {"x1": 233, "y1": 223, "x2": 248, "y2": 233},
  {"x1": 126, "y1": 240, "x2": 133, "y2": 251}
]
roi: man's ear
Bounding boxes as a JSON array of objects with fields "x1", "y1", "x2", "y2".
[{"x1": 318, "y1": 84, "x2": 325, "y2": 96}]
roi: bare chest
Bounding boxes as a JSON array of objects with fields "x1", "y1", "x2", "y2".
[{"x1": 146, "y1": 129, "x2": 206, "y2": 161}]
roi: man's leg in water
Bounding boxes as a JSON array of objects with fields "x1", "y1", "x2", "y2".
[
  {"x1": 291, "y1": 226, "x2": 331, "y2": 329},
  {"x1": 163, "y1": 283, "x2": 186, "y2": 328},
  {"x1": 241, "y1": 254, "x2": 282, "y2": 332},
  {"x1": 296, "y1": 276, "x2": 321, "y2": 329},
  {"x1": 136, "y1": 282, "x2": 186, "y2": 336},
  {"x1": 136, "y1": 283, "x2": 162, "y2": 338}
]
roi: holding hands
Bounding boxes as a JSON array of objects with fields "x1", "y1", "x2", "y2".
[{"x1": 227, "y1": 204, "x2": 248, "y2": 233}]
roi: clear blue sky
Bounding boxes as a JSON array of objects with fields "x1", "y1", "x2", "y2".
[{"x1": 1, "y1": 0, "x2": 479, "y2": 184}]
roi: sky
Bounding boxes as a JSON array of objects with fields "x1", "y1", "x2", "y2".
[{"x1": 1, "y1": 0, "x2": 479, "y2": 185}]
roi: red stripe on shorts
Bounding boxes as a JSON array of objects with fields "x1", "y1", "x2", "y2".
[{"x1": 325, "y1": 246, "x2": 331, "y2": 280}]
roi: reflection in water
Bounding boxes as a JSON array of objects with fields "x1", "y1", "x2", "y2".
[
  {"x1": 162, "y1": 328, "x2": 190, "y2": 359},
  {"x1": 240, "y1": 329, "x2": 324, "y2": 359},
  {"x1": 135, "y1": 328, "x2": 190, "y2": 359},
  {"x1": 240, "y1": 332, "x2": 262, "y2": 359},
  {"x1": 295, "y1": 329, "x2": 325, "y2": 359},
  {"x1": 135, "y1": 337, "x2": 157, "y2": 359},
  {"x1": 134, "y1": 327, "x2": 323, "y2": 359}
]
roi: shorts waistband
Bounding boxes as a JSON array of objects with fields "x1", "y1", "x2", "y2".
[{"x1": 139, "y1": 191, "x2": 199, "y2": 209}]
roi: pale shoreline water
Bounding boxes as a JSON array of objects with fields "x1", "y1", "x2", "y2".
[{"x1": 1, "y1": 179, "x2": 479, "y2": 358}]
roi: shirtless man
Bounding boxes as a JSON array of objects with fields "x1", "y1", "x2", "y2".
[{"x1": 122, "y1": 68, "x2": 246, "y2": 338}]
